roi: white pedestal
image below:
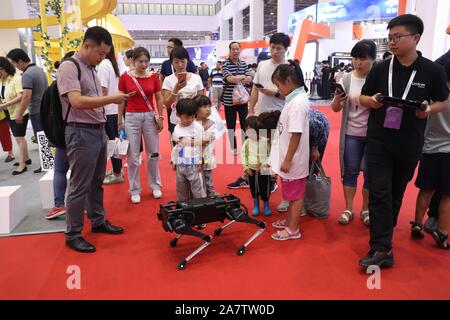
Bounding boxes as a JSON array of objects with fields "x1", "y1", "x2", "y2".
[
  {"x1": 39, "y1": 170, "x2": 71, "y2": 209},
  {"x1": 0, "y1": 186, "x2": 25, "y2": 234}
]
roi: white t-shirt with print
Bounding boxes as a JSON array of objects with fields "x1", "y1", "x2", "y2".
[
  {"x1": 98, "y1": 59, "x2": 119, "y2": 115},
  {"x1": 339, "y1": 73, "x2": 369, "y2": 137},
  {"x1": 171, "y1": 121, "x2": 205, "y2": 166},
  {"x1": 199, "y1": 119, "x2": 217, "y2": 170},
  {"x1": 253, "y1": 59, "x2": 286, "y2": 115},
  {"x1": 269, "y1": 92, "x2": 310, "y2": 180},
  {"x1": 162, "y1": 73, "x2": 204, "y2": 124}
]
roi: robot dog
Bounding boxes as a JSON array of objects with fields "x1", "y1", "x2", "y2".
[{"x1": 157, "y1": 194, "x2": 265, "y2": 270}]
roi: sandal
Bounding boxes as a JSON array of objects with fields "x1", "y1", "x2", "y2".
[
  {"x1": 361, "y1": 210, "x2": 370, "y2": 226},
  {"x1": 271, "y1": 228, "x2": 301, "y2": 241},
  {"x1": 272, "y1": 218, "x2": 288, "y2": 229},
  {"x1": 338, "y1": 210, "x2": 354, "y2": 225},
  {"x1": 410, "y1": 221, "x2": 425, "y2": 240}
]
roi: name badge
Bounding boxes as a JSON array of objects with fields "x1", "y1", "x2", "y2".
[{"x1": 384, "y1": 106, "x2": 403, "y2": 129}]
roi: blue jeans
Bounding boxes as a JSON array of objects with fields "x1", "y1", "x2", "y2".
[
  {"x1": 343, "y1": 135, "x2": 369, "y2": 189},
  {"x1": 54, "y1": 147, "x2": 70, "y2": 207},
  {"x1": 105, "y1": 114, "x2": 122, "y2": 174},
  {"x1": 30, "y1": 112, "x2": 43, "y2": 136}
]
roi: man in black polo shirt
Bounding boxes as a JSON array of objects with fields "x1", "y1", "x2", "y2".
[{"x1": 359, "y1": 14, "x2": 449, "y2": 268}]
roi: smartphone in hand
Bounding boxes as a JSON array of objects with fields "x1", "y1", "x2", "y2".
[
  {"x1": 254, "y1": 83, "x2": 264, "y2": 88},
  {"x1": 177, "y1": 72, "x2": 187, "y2": 83},
  {"x1": 333, "y1": 83, "x2": 346, "y2": 96}
]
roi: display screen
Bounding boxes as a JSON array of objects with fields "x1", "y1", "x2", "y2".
[
  {"x1": 185, "y1": 45, "x2": 217, "y2": 62},
  {"x1": 288, "y1": 0, "x2": 399, "y2": 33}
]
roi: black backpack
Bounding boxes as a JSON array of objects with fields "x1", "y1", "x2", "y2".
[{"x1": 41, "y1": 57, "x2": 81, "y2": 148}]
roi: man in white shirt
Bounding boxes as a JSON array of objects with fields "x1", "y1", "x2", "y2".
[
  {"x1": 228, "y1": 33, "x2": 290, "y2": 194},
  {"x1": 248, "y1": 33, "x2": 290, "y2": 116}
]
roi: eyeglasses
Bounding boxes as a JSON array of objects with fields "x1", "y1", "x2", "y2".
[{"x1": 387, "y1": 34, "x2": 416, "y2": 43}]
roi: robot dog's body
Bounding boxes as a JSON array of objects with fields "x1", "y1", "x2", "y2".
[{"x1": 157, "y1": 194, "x2": 265, "y2": 270}]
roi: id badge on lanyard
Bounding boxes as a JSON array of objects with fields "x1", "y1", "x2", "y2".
[{"x1": 383, "y1": 58, "x2": 417, "y2": 130}]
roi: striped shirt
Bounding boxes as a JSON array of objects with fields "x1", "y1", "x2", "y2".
[
  {"x1": 209, "y1": 68, "x2": 223, "y2": 87},
  {"x1": 222, "y1": 58, "x2": 251, "y2": 107}
]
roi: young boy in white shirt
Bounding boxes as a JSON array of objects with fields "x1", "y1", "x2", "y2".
[{"x1": 171, "y1": 99, "x2": 205, "y2": 201}]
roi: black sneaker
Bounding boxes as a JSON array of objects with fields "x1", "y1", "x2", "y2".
[
  {"x1": 270, "y1": 181, "x2": 278, "y2": 194},
  {"x1": 359, "y1": 250, "x2": 394, "y2": 268},
  {"x1": 227, "y1": 177, "x2": 249, "y2": 189},
  {"x1": 431, "y1": 230, "x2": 449, "y2": 249},
  {"x1": 33, "y1": 167, "x2": 43, "y2": 174}
]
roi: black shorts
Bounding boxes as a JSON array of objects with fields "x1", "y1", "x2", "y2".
[
  {"x1": 415, "y1": 153, "x2": 450, "y2": 196},
  {"x1": 9, "y1": 114, "x2": 29, "y2": 137}
]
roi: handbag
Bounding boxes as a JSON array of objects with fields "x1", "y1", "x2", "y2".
[
  {"x1": 232, "y1": 83, "x2": 250, "y2": 105},
  {"x1": 113, "y1": 130, "x2": 129, "y2": 160},
  {"x1": 304, "y1": 160, "x2": 331, "y2": 219},
  {"x1": 209, "y1": 106, "x2": 226, "y2": 140}
]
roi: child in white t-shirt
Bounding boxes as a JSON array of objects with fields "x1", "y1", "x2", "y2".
[
  {"x1": 269, "y1": 60, "x2": 310, "y2": 241},
  {"x1": 194, "y1": 95, "x2": 217, "y2": 197},
  {"x1": 171, "y1": 99, "x2": 205, "y2": 201}
]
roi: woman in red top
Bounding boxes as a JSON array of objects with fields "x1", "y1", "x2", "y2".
[{"x1": 118, "y1": 47, "x2": 164, "y2": 204}]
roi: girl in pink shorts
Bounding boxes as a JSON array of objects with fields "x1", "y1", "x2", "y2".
[{"x1": 268, "y1": 60, "x2": 311, "y2": 241}]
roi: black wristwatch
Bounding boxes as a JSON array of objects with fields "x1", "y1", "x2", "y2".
[{"x1": 275, "y1": 91, "x2": 281, "y2": 98}]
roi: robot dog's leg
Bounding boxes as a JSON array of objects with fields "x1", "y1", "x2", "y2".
[
  {"x1": 237, "y1": 225, "x2": 265, "y2": 256},
  {"x1": 176, "y1": 225, "x2": 212, "y2": 270},
  {"x1": 213, "y1": 220, "x2": 236, "y2": 236},
  {"x1": 170, "y1": 234, "x2": 183, "y2": 248},
  {"x1": 225, "y1": 206, "x2": 266, "y2": 256}
]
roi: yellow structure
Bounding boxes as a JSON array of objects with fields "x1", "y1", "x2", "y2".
[{"x1": 0, "y1": 0, "x2": 133, "y2": 80}]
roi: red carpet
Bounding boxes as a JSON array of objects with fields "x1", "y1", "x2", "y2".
[{"x1": 0, "y1": 106, "x2": 449, "y2": 300}]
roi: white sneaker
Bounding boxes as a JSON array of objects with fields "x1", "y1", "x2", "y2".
[
  {"x1": 277, "y1": 200, "x2": 289, "y2": 212},
  {"x1": 103, "y1": 173, "x2": 124, "y2": 185},
  {"x1": 131, "y1": 194, "x2": 141, "y2": 204},
  {"x1": 153, "y1": 189, "x2": 162, "y2": 199},
  {"x1": 300, "y1": 207, "x2": 308, "y2": 217}
]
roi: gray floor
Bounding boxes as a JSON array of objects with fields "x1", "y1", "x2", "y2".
[{"x1": 0, "y1": 124, "x2": 65, "y2": 237}]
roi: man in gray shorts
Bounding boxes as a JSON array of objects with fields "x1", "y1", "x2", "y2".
[
  {"x1": 57, "y1": 26, "x2": 133, "y2": 253},
  {"x1": 7, "y1": 48, "x2": 48, "y2": 173}
]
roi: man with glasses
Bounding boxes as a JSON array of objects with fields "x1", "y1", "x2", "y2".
[{"x1": 358, "y1": 14, "x2": 449, "y2": 268}]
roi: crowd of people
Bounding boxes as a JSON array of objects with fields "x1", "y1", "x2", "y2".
[{"x1": 0, "y1": 13, "x2": 449, "y2": 270}]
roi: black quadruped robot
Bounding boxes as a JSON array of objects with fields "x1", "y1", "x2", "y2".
[{"x1": 157, "y1": 194, "x2": 266, "y2": 270}]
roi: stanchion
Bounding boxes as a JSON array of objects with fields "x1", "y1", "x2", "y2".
[{"x1": 309, "y1": 77, "x2": 322, "y2": 100}]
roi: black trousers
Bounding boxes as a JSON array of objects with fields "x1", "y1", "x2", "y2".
[
  {"x1": 105, "y1": 114, "x2": 122, "y2": 174},
  {"x1": 366, "y1": 140, "x2": 418, "y2": 252},
  {"x1": 321, "y1": 79, "x2": 331, "y2": 100},
  {"x1": 224, "y1": 103, "x2": 248, "y2": 151},
  {"x1": 248, "y1": 169, "x2": 271, "y2": 202},
  {"x1": 427, "y1": 192, "x2": 441, "y2": 218}
]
